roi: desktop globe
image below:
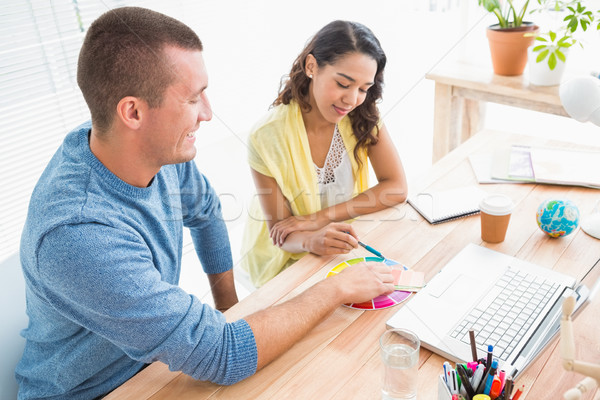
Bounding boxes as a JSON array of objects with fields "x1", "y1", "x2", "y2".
[{"x1": 536, "y1": 199, "x2": 580, "y2": 237}]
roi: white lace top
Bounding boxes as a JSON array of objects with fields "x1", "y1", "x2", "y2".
[{"x1": 315, "y1": 125, "x2": 354, "y2": 209}]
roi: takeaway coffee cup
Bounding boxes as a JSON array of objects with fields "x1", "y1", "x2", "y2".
[{"x1": 480, "y1": 194, "x2": 514, "y2": 243}]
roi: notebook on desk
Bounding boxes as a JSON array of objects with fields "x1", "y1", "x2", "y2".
[
  {"x1": 386, "y1": 244, "x2": 589, "y2": 378},
  {"x1": 407, "y1": 186, "x2": 487, "y2": 224}
]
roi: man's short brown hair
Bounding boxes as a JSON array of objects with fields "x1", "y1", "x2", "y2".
[{"x1": 77, "y1": 7, "x2": 203, "y2": 132}]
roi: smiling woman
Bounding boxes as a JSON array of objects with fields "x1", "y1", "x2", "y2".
[{"x1": 239, "y1": 20, "x2": 409, "y2": 288}]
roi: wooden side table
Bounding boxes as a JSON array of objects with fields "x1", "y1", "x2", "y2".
[{"x1": 426, "y1": 61, "x2": 569, "y2": 162}]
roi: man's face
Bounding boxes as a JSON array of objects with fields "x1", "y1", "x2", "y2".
[{"x1": 141, "y1": 46, "x2": 212, "y2": 167}]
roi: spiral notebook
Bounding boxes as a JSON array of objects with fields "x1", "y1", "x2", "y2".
[{"x1": 407, "y1": 186, "x2": 487, "y2": 224}]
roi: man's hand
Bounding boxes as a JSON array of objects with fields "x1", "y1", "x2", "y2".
[
  {"x1": 333, "y1": 261, "x2": 395, "y2": 304},
  {"x1": 244, "y1": 260, "x2": 394, "y2": 370}
]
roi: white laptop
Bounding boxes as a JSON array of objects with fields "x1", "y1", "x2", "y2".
[{"x1": 386, "y1": 243, "x2": 589, "y2": 378}]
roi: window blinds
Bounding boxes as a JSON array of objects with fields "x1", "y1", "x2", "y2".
[{"x1": 0, "y1": 0, "x2": 194, "y2": 262}]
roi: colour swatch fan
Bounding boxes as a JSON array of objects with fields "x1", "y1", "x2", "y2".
[{"x1": 326, "y1": 257, "x2": 413, "y2": 310}]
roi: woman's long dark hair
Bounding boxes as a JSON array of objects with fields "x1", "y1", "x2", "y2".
[{"x1": 274, "y1": 20, "x2": 386, "y2": 163}]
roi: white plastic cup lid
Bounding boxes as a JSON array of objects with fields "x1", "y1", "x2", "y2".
[{"x1": 480, "y1": 194, "x2": 514, "y2": 216}]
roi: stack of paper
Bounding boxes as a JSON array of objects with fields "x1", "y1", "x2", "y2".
[
  {"x1": 469, "y1": 145, "x2": 600, "y2": 189},
  {"x1": 392, "y1": 268, "x2": 425, "y2": 292}
]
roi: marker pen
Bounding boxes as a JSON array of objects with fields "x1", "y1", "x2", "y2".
[
  {"x1": 457, "y1": 363, "x2": 475, "y2": 399},
  {"x1": 470, "y1": 363, "x2": 485, "y2": 392},
  {"x1": 451, "y1": 370, "x2": 459, "y2": 395},
  {"x1": 467, "y1": 361, "x2": 479, "y2": 374},
  {"x1": 497, "y1": 369, "x2": 506, "y2": 392},
  {"x1": 503, "y1": 376, "x2": 514, "y2": 400},
  {"x1": 482, "y1": 359, "x2": 499, "y2": 395},
  {"x1": 489, "y1": 376, "x2": 502, "y2": 399},
  {"x1": 485, "y1": 345, "x2": 494, "y2": 373},
  {"x1": 443, "y1": 361, "x2": 451, "y2": 385}
]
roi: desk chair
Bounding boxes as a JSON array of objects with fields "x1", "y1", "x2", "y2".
[{"x1": 0, "y1": 253, "x2": 27, "y2": 398}]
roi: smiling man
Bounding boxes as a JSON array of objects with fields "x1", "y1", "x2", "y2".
[{"x1": 16, "y1": 7, "x2": 395, "y2": 399}]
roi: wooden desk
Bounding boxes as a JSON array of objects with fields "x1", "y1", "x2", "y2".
[
  {"x1": 106, "y1": 130, "x2": 600, "y2": 400},
  {"x1": 427, "y1": 62, "x2": 570, "y2": 162}
]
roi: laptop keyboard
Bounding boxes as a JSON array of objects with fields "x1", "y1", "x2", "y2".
[{"x1": 450, "y1": 267, "x2": 560, "y2": 360}]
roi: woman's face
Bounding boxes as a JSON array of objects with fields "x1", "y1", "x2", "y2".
[{"x1": 306, "y1": 52, "x2": 377, "y2": 124}]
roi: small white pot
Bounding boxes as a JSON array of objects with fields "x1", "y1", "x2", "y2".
[{"x1": 528, "y1": 47, "x2": 568, "y2": 86}]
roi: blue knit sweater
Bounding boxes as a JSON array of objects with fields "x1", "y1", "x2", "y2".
[{"x1": 16, "y1": 122, "x2": 257, "y2": 399}]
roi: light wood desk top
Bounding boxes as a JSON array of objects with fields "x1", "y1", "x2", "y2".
[
  {"x1": 106, "y1": 130, "x2": 600, "y2": 400},
  {"x1": 426, "y1": 61, "x2": 572, "y2": 162}
]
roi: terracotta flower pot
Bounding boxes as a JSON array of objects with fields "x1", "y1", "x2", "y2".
[{"x1": 486, "y1": 23, "x2": 539, "y2": 76}]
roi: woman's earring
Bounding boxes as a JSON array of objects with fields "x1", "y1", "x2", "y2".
[{"x1": 309, "y1": 74, "x2": 313, "y2": 79}]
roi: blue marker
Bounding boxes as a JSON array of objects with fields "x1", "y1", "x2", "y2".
[{"x1": 483, "y1": 359, "x2": 499, "y2": 395}]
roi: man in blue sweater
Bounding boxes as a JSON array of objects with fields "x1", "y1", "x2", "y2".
[{"x1": 16, "y1": 7, "x2": 395, "y2": 399}]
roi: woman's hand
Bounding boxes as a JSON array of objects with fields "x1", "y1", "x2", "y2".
[
  {"x1": 270, "y1": 214, "x2": 329, "y2": 246},
  {"x1": 301, "y1": 222, "x2": 358, "y2": 255}
]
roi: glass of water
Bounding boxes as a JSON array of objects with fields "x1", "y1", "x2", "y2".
[{"x1": 379, "y1": 328, "x2": 420, "y2": 400}]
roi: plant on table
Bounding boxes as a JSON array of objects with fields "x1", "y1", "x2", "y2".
[
  {"x1": 478, "y1": 0, "x2": 539, "y2": 75},
  {"x1": 530, "y1": 0, "x2": 598, "y2": 70},
  {"x1": 478, "y1": 0, "x2": 533, "y2": 28}
]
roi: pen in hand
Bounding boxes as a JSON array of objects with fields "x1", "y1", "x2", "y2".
[{"x1": 357, "y1": 241, "x2": 386, "y2": 260}]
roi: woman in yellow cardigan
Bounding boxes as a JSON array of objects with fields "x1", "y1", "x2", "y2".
[{"x1": 241, "y1": 20, "x2": 408, "y2": 287}]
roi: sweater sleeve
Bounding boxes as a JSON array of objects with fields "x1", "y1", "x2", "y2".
[
  {"x1": 176, "y1": 161, "x2": 233, "y2": 275},
  {"x1": 35, "y1": 223, "x2": 257, "y2": 385}
]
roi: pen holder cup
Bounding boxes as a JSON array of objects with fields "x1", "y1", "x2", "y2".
[{"x1": 439, "y1": 374, "x2": 453, "y2": 400}]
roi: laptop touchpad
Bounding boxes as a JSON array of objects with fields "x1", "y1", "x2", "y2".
[{"x1": 428, "y1": 273, "x2": 481, "y2": 302}]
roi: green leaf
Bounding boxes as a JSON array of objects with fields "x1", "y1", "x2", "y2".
[
  {"x1": 535, "y1": 36, "x2": 548, "y2": 42},
  {"x1": 567, "y1": 17, "x2": 579, "y2": 32},
  {"x1": 549, "y1": 53, "x2": 557, "y2": 70},
  {"x1": 549, "y1": 31, "x2": 556, "y2": 41},
  {"x1": 556, "y1": 49, "x2": 566, "y2": 62},
  {"x1": 581, "y1": 19, "x2": 589, "y2": 31},
  {"x1": 537, "y1": 49, "x2": 549, "y2": 62},
  {"x1": 532, "y1": 44, "x2": 547, "y2": 52}
]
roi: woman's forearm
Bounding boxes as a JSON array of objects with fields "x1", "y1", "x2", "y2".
[{"x1": 315, "y1": 179, "x2": 407, "y2": 223}]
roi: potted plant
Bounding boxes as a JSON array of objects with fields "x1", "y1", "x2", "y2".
[
  {"x1": 478, "y1": 0, "x2": 540, "y2": 76},
  {"x1": 528, "y1": 0, "x2": 597, "y2": 85}
]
